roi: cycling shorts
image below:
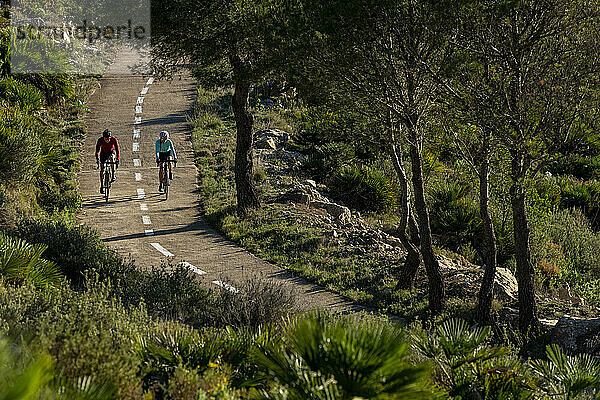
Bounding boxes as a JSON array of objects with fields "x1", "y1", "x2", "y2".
[
  {"x1": 158, "y1": 151, "x2": 171, "y2": 162},
  {"x1": 99, "y1": 150, "x2": 115, "y2": 164}
]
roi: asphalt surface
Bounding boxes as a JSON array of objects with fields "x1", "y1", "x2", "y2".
[{"x1": 78, "y1": 47, "x2": 360, "y2": 313}]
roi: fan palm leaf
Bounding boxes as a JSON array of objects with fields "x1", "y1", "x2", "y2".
[
  {"x1": 253, "y1": 313, "x2": 433, "y2": 399},
  {"x1": 0, "y1": 233, "x2": 62, "y2": 287},
  {"x1": 531, "y1": 344, "x2": 600, "y2": 399}
]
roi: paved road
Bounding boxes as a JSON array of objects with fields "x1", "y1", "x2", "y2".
[{"x1": 78, "y1": 47, "x2": 360, "y2": 313}]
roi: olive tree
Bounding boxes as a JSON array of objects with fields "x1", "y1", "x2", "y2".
[
  {"x1": 151, "y1": 0, "x2": 300, "y2": 213},
  {"x1": 298, "y1": 0, "x2": 456, "y2": 313},
  {"x1": 453, "y1": 0, "x2": 600, "y2": 332}
]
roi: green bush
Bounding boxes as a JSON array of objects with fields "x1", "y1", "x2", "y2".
[
  {"x1": 546, "y1": 155, "x2": 600, "y2": 181},
  {"x1": 428, "y1": 181, "x2": 481, "y2": 254},
  {"x1": 412, "y1": 319, "x2": 536, "y2": 399},
  {"x1": 0, "y1": 108, "x2": 41, "y2": 184},
  {"x1": 555, "y1": 177, "x2": 600, "y2": 229},
  {"x1": 0, "y1": 281, "x2": 151, "y2": 398},
  {"x1": 115, "y1": 263, "x2": 215, "y2": 328},
  {"x1": 0, "y1": 336, "x2": 52, "y2": 400},
  {"x1": 0, "y1": 233, "x2": 62, "y2": 287},
  {"x1": 527, "y1": 176, "x2": 562, "y2": 226},
  {"x1": 14, "y1": 218, "x2": 133, "y2": 287},
  {"x1": 531, "y1": 344, "x2": 600, "y2": 399},
  {"x1": 0, "y1": 77, "x2": 45, "y2": 112},
  {"x1": 12, "y1": 218, "x2": 217, "y2": 327},
  {"x1": 301, "y1": 142, "x2": 355, "y2": 182},
  {"x1": 253, "y1": 313, "x2": 433, "y2": 399},
  {"x1": 328, "y1": 164, "x2": 399, "y2": 212},
  {"x1": 212, "y1": 277, "x2": 298, "y2": 329},
  {"x1": 531, "y1": 208, "x2": 600, "y2": 304}
]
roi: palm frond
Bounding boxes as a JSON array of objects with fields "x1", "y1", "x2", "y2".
[
  {"x1": 531, "y1": 344, "x2": 600, "y2": 398},
  {"x1": 0, "y1": 233, "x2": 62, "y2": 287}
]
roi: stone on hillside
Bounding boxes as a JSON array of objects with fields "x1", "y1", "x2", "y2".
[
  {"x1": 437, "y1": 255, "x2": 518, "y2": 301},
  {"x1": 255, "y1": 128, "x2": 290, "y2": 143},
  {"x1": 255, "y1": 137, "x2": 277, "y2": 150},
  {"x1": 279, "y1": 188, "x2": 311, "y2": 205},
  {"x1": 311, "y1": 200, "x2": 351, "y2": 222},
  {"x1": 551, "y1": 316, "x2": 600, "y2": 355},
  {"x1": 494, "y1": 267, "x2": 518, "y2": 301}
]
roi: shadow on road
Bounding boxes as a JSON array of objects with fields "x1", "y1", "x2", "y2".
[{"x1": 83, "y1": 194, "x2": 137, "y2": 208}]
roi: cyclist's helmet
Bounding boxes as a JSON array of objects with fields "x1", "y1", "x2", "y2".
[
  {"x1": 159, "y1": 130, "x2": 169, "y2": 140},
  {"x1": 102, "y1": 129, "x2": 111, "y2": 138}
]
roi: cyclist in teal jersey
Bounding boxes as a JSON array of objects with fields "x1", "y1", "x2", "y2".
[{"x1": 155, "y1": 130, "x2": 177, "y2": 192}]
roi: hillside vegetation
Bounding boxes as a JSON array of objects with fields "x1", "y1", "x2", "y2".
[{"x1": 2, "y1": 0, "x2": 600, "y2": 398}]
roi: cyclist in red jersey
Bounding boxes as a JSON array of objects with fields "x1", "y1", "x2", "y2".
[{"x1": 95, "y1": 129, "x2": 120, "y2": 194}]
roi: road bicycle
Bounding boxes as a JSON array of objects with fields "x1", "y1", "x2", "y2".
[
  {"x1": 160, "y1": 159, "x2": 176, "y2": 199},
  {"x1": 99, "y1": 160, "x2": 117, "y2": 202}
]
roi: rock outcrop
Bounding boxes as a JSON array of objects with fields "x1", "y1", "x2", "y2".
[{"x1": 551, "y1": 316, "x2": 600, "y2": 355}]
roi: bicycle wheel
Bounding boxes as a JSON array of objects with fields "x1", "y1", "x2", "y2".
[
  {"x1": 104, "y1": 170, "x2": 110, "y2": 202},
  {"x1": 163, "y1": 171, "x2": 169, "y2": 200}
]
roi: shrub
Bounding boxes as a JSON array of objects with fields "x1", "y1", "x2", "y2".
[
  {"x1": 0, "y1": 107, "x2": 41, "y2": 184},
  {"x1": 0, "y1": 77, "x2": 45, "y2": 112},
  {"x1": 253, "y1": 313, "x2": 433, "y2": 399},
  {"x1": 0, "y1": 233, "x2": 62, "y2": 287},
  {"x1": 0, "y1": 281, "x2": 151, "y2": 397},
  {"x1": 328, "y1": 164, "x2": 399, "y2": 212},
  {"x1": 115, "y1": 263, "x2": 215, "y2": 328},
  {"x1": 134, "y1": 323, "x2": 271, "y2": 396},
  {"x1": 13, "y1": 218, "x2": 216, "y2": 326},
  {"x1": 428, "y1": 181, "x2": 481, "y2": 253},
  {"x1": 412, "y1": 319, "x2": 535, "y2": 399},
  {"x1": 291, "y1": 107, "x2": 342, "y2": 154},
  {"x1": 14, "y1": 218, "x2": 133, "y2": 287},
  {"x1": 212, "y1": 276, "x2": 298, "y2": 329},
  {"x1": 546, "y1": 154, "x2": 600, "y2": 181},
  {"x1": 301, "y1": 142, "x2": 355, "y2": 182},
  {"x1": 0, "y1": 336, "x2": 52, "y2": 400},
  {"x1": 557, "y1": 177, "x2": 600, "y2": 229},
  {"x1": 531, "y1": 344, "x2": 600, "y2": 399},
  {"x1": 531, "y1": 208, "x2": 600, "y2": 304}
]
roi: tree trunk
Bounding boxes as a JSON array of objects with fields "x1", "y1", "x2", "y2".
[
  {"x1": 510, "y1": 157, "x2": 539, "y2": 333},
  {"x1": 408, "y1": 137, "x2": 445, "y2": 314},
  {"x1": 231, "y1": 79, "x2": 259, "y2": 214},
  {"x1": 475, "y1": 139, "x2": 498, "y2": 324},
  {"x1": 389, "y1": 144, "x2": 421, "y2": 289}
]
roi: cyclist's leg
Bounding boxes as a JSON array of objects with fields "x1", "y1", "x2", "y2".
[
  {"x1": 99, "y1": 152, "x2": 106, "y2": 191},
  {"x1": 158, "y1": 161, "x2": 164, "y2": 190},
  {"x1": 110, "y1": 151, "x2": 116, "y2": 182},
  {"x1": 167, "y1": 152, "x2": 173, "y2": 179}
]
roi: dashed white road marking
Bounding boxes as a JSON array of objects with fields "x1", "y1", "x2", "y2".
[
  {"x1": 140, "y1": 87, "x2": 148, "y2": 95},
  {"x1": 133, "y1": 159, "x2": 141, "y2": 167},
  {"x1": 133, "y1": 142, "x2": 139, "y2": 152},
  {"x1": 179, "y1": 261, "x2": 207, "y2": 275},
  {"x1": 142, "y1": 215, "x2": 151, "y2": 225},
  {"x1": 140, "y1": 203, "x2": 148, "y2": 211},
  {"x1": 146, "y1": 77, "x2": 154, "y2": 85},
  {"x1": 137, "y1": 188, "x2": 145, "y2": 199},
  {"x1": 145, "y1": 229, "x2": 154, "y2": 236},
  {"x1": 137, "y1": 97, "x2": 144, "y2": 104},
  {"x1": 135, "y1": 105, "x2": 143, "y2": 114},
  {"x1": 212, "y1": 280, "x2": 240, "y2": 293},
  {"x1": 150, "y1": 242, "x2": 174, "y2": 257},
  {"x1": 135, "y1": 173, "x2": 142, "y2": 181},
  {"x1": 134, "y1": 116, "x2": 142, "y2": 124}
]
